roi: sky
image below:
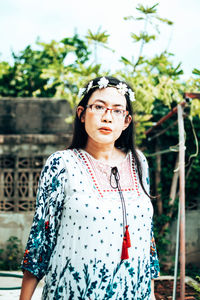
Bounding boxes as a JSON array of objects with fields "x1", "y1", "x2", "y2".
[{"x1": 0, "y1": 0, "x2": 200, "y2": 78}]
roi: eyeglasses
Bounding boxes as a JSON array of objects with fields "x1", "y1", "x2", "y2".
[{"x1": 86, "y1": 104, "x2": 128, "y2": 118}]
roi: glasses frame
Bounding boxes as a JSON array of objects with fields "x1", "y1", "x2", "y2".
[{"x1": 86, "y1": 104, "x2": 128, "y2": 118}]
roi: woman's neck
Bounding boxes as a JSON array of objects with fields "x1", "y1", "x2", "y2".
[{"x1": 84, "y1": 141, "x2": 125, "y2": 164}]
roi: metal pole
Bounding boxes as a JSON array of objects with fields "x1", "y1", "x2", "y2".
[
  {"x1": 177, "y1": 104, "x2": 186, "y2": 300},
  {"x1": 172, "y1": 201, "x2": 180, "y2": 300}
]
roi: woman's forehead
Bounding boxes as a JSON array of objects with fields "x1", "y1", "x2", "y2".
[{"x1": 88, "y1": 87, "x2": 126, "y2": 106}]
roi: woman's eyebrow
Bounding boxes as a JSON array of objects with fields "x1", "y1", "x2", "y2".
[{"x1": 93, "y1": 99, "x2": 124, "y2": 107}]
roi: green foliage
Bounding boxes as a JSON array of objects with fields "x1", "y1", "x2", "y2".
[
  {"x1": 124, "y1": 2, "x2": 173, "y2": 71},
  {"x1": 192, "y1": 276, "x2": 200, "y2": 294},
  {"x1": 193, "y1": 68, "x2": 200, "y2": 76},
  {"x1": 85, "y1": 27, "x2": 114, "y2": 64},
  {"x1": 155, "y1": 16, "x2": 173, "y2": 26},
  {"x1": 0, "y1": 61, "x2": 10, "y2": 77},
  {"x1": 185, "y1": 266, "x2": 200, "y2": 298},
  {"x1": 0, "y1": 35, "x2": 92, "y2": 98},
  {"x1": 0, "y1": 29, "x2": 113, "y2": 102},
  {"x1": 185, "y1": 71, "x2": 200, "y2": 117},
  {"x1": 144, "y1": 104, "x2": 200, "y2": 263},
  {"x1": 186, "y1": 264, "x2": 200, "y2": 280},
  {"x1": 120, "y1": 1, "x2": 200, "y2": 266},
  {"x1": 120, "y1": 56, "x2": 135, "y2": 68},
  {"x1": 0, "y1": 236, "x2": 23, "y2": 270},
  {"x1": 86, "y1": 27, "x2": 110, "y2": 45},
  {"x1": 131, "y1": 32, "x2": 156, "y2": 43},
  {"x1": 149, "y1": 53, "x2": 184, "y2": 77},
  {"x1": 61, "y1": 34, "x2": 91, "y2": 64},
  {"x1": 136, "y1": 3, "x2": 159, "y2": 15}
]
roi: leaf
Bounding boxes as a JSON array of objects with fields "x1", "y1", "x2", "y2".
[
  {"x1": 120, "y1": 56, "x2": 135, "y2": 67},
  {"x1": 131, "y1": 32, "x2": 156, "y2": 43},
  {"x1": 192, "y1": 68, "x2": 200, "y2": 76},
  {"x1": 191, "y1": 99, "x2": 200, "y2": 117},
  {"x1": 136, "y1": 3, "x2": 159, "y2": 15},
  {"x1": 123, "y1": 16, "x2": 135, "y2": 21},
  {"x1": 155, "y1": 16, "x2": 173, "y2": 25},
  {"x1": 85, "y1": 27, "x2": 110, "y2": 44},
  {"x1": 130, "y1": 33, "x2": 142, "y2": 42}
]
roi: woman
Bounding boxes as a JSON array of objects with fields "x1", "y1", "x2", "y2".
[{"x1": 20, "y1": 76, "x2": 160, "y2": 300}]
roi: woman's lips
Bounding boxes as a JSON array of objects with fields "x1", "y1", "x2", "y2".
[{"x1": 98, "y1": 127, "x2": 112, "y2": 134}]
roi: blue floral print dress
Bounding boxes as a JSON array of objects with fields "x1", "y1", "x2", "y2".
[{"x1": 22, "y1": 149, "x2": 160, "y2": 300}]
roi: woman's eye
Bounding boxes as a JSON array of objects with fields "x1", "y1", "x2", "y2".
[
  {"x1": 113, "y1": 109, "x2": 122, "y2": 115},
  {"x1": 94, "y1": 105, "x2": 105, "y2": 110}
]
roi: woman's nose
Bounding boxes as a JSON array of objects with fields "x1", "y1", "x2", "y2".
[{"x1": 101, "y1": 108, "x2": 113, "y2": 122}]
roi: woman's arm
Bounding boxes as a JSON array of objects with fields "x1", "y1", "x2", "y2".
[
  {"x1": 19, "y1": 270, "x2": 38, "y2": 300},
  {"x1": 21, "y1": 152, "x2": 68, "y2": 287},
  {"x1": 151, "y1": 279, "x2": 156, "y2": 300}
]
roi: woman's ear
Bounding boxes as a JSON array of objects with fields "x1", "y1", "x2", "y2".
[
  {"x1": 123, "y1": 115, "x2": 132, "y2": 130},
  {"x1": 77, "y1": 106, "x2": 85, "y2": 122}
]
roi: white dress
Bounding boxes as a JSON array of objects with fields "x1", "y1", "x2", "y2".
[{"x1": 22, "y1": 149, "x2": 160, "y2": 300}]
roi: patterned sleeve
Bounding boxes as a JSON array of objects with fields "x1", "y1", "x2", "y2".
[
  {"x1": 150, "y1": 222, "x2": 160, "y2": 279},
  {"x1": 137, "y1": 150, "x2": 160, "y2": 279},
  {"x1": 21, "y1": 151, "x2": 68, "y2": 280}
]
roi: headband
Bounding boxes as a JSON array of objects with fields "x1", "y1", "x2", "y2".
[{"x1": 78, "y1": 77, "x2": 136, "y2": 102}]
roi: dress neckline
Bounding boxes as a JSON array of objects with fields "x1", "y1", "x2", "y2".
[
  {"x1": 72, "y1": 148, "x2": 141, "y2": 197},
  {"x1": 79, "y1": 149, "x2": 131, "y2": 168}
]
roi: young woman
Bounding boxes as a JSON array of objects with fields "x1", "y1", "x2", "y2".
[{"x1": 20, "y1": 76, "x2": 160, "y2": 300}]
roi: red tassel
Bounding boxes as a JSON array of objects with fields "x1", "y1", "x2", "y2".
[
  {"x1": 125, "y1": 225, "x2": 131, "y2": 248},
  {"x1": 121, "y1": 225, "x2": 131, "y2": 260},
  {"x1": 121, "y1": 238, "x2": 129, "y2": 260}
]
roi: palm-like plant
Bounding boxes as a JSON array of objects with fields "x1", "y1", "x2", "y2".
[{"x1": 85, "y1": 27, "x2": 114, "y2": 64}]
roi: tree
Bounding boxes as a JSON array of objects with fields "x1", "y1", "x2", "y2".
[
  {"x1": 85, "y1": 27, "x2": 114, "y2": 64},
  {"x1": 123, "y1": 3, "x2": 173, "y2": 72},
  {"x1": 0, "y1": 34, "x2": 91, "y2": 98},
  {"x1": 116, "y1": 1, "x2": 200, "y2": 268}
]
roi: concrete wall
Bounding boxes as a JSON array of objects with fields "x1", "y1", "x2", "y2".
[
  {"x1": 0, "y1": 98, "x2": 73, "y2": 253},
  {"x1": 0, "y1": 98, "x2": 73, "y2": 134},
  {"x1": 0, "y1": 98, "x2": 73, "y2": 156},
  {"x1": 0, "y1": 133, "x2": 72, "y2": 156},
  {"x1": 0, "y1": 212, "x2": 34, "y2": 250},
  {"x1": 168, "y1": 210, "x2": 200, "y2": 266}
]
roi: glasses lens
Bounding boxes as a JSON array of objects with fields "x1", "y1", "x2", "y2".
[
  {"x1": 112, "y1": 109, "x2": 124, "y2": 117},
  {"x1": 89, "y1": 105, "x2": 127, "y2": 118},
  {"x1": 92, "y1": 104, "x2": 106, "y2": 113}
]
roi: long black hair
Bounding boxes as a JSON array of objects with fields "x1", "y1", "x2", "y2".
[{"x1": 68, "y1": 76, "x2": 150, "y2": 198}]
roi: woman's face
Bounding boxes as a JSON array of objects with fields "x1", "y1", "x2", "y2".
[{"x1": 77, "y1": 87, "x2": 132, "y2": 148}]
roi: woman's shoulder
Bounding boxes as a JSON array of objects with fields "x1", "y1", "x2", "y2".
[
  {"x1": 45, "y1": 149, "x2": 75, "y2": 166},
  {"x1": 48, "y1": 149, "x2": 74, "y2": 159}
]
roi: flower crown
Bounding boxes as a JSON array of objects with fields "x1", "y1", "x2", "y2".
[{"x1": 78, "y1": 77, "x2": 136, "y2": 102}]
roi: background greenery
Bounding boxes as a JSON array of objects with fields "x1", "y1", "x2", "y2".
[{"x1": 0, "y1": 2, "x2": 199, "y2": 273}]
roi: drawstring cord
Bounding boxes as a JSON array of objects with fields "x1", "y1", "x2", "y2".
[{"x1": 110, "y1": 167, "x2": 131, "y2": 260}]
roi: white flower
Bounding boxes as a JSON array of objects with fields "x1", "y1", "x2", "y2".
[
  {"x1": 87, "y1": 80, "x2": 93, "y2": 92},
  {"x1": 116, "y1": 82, "x2": 128, "y2": 96},
  {"x1": 78, "y1": 88, "x2": 86, "y2": 98},
  {"x1": 98, "y1": 77, "x2": 109, "y2": 89},
  {"x1": 128, "y1": 89, "x2": 136, "y2": 102}
]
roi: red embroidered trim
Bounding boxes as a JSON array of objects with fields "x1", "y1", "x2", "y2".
[{"x1": 72, "y1": 149, "x2": 140, "y2": 198}]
